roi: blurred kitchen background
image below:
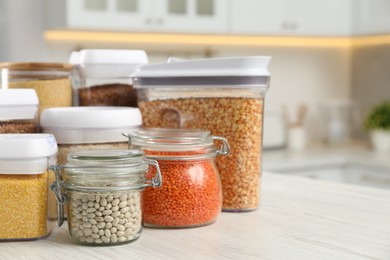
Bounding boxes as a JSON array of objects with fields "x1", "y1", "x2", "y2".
[{"x1": 1, "y1": 0, "x2": 390, "y2": 188}]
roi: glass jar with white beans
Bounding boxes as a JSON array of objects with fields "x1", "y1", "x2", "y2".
[{"x1": 50, "y1": 149, "x2": 161, "y2": 246}]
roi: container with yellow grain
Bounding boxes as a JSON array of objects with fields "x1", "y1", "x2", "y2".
[
  {"x1": 132, "y1": 56, "x2": 271, "y2": 212},
  {"x1": 0, "y1": 62, "x2": 73, "y2": 114},
  {"x1": 0, "y1": 134, "x2": 58, "y2": 241}
]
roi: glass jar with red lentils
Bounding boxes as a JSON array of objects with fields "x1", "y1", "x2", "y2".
[{"x1": 125, "y1": 128, "x2": 230, "y2": 228}]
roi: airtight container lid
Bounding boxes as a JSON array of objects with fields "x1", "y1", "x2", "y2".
[
  {"x1": 0, "y1": 134, "x2": 58, "y2": 174},
  {"x1": 0, "y1": 89, "x2": 39, "y2": 120},
  {"x1": 40, "y1": 107, "x2": 142, "y2": 144},
  {"x1": 131, "y1": 56, "x2": 271, "y2": 87},
  {"x1": 70, "y1": 49, "x2": 148, "y2": 78}
]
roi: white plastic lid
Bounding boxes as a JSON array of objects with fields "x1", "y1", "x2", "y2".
[
  {"x1": 70, "y1": 49, "x2": 148, "y2": 78},
  {"x1": 40, "y1": 107, "x2": 142, "y2": 144},
  {"x1": 132, "y1": 56, "x2": 271, "y2": 78},
  {"x1": 0, "y1": 89, "x2": 39, "y2": 120},
  {"x1": 0, "y1": 134, "x2": 58, "y2": 174},
  {"x1": 69, "y1": 49, "x2": 148, "y2": 65}
]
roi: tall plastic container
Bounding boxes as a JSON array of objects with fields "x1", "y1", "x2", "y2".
[
  {"x1": 0, "y1": 134, "x2": 57, "y2": 241},
  {"x1": 70, "y1": 49, "x2": 148, "y2": 107},
  {"x1": 132, "y1": 56, "x2": 271, "y2": 212}
]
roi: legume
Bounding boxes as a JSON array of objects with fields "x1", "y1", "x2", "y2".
[
  {"x1": 139, "y1": 97, "x2": 263, "y2": 211},
  {"x1": 68, "y1": 191, "x2": 142, "y2": 245},
  {"x1": 48, "y1": 142, "x2": 128, "y2": 220},
  {"x1": 0, "y1": 172, "x2": 48, "y2": 239},
  {"x1": 142, "y1": 154, "x2": 221, "y2": 228}
]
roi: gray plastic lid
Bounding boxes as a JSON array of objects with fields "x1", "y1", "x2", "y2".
[{"x1": 131, "y1": 56, "x2": 271, "y2": 87}]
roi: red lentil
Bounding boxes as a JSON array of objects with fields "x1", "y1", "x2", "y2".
[{"x1": 142, "y1": 154, "x2": 221, "y2": 228}]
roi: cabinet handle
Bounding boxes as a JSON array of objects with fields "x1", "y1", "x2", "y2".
[
  {"x1": 291, "y1": 22, "x2": 298, "y2": 30},
  {"x1": 281, "y1": 22, "x2": 288, "y2": 30},
  {"x1": 156, "y1": 18, "x2": 164, "y2": 25},
  {"x1": 145, "y1": 18, "x2": 152, "y2": 25}
]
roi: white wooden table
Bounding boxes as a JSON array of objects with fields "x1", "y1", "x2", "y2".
[{"x1": 1, "y1": 173, "x2": 390, "y2": 260}]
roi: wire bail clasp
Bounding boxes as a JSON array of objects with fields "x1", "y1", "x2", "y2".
[
  {"x1": 144, "y1": 159, "x2": 162, "y2": 188},
  {"x1": 212, "y1": 136, "x2": 230, "y2": 156},
  {"x1": 49, "y1": 164, "x2": 65, "y2": 227}
]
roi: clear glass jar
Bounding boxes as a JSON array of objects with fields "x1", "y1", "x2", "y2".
[
  {"x1": 70, "y1": 49, "x2": 148, "y2": 106},
  {"x1": 132, "y1": 57, "x2": 271, "y2": 212},
  {"x1": 0, "y1": 62, "x2": 73, "y2": 115},
  {"x1": 126, "y1": 128, "x2": 229, "y2": 228},
  {"x1": 50, "y1": 149, "x2": 161, "y2": 246},
  {"x1": 0, "y1": 134, "x2": 58, "y2": 241}
]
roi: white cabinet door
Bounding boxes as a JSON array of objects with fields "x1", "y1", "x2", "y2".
[
  {"x1": 288, "y1": 0, "x2": 351, "y2": 36},
  {"x1": 66, "y1": 0, "x2": 227, "y2": 33},
  {"x1": 153, "y1": 0, "x2": 228, "y2": 33},
  {"x1": 67, "y1": 0, "x2": 150, "y2": 31},
  {"x1": 230, "y1": 0, "x2": 286, "y2": 34},
  {"x1": 353, "y1": 0, "x2": 390, "y2": 35},
  {"x1": 231, "y1": 0, "x2": 351, "y2": 36}
]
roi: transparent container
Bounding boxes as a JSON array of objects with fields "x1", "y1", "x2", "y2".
[
  {"x1": 126, "y1": 128, "x2": 229, "y2": 228},
  {"x1": 0, "y1": 89, "x2": 39, "y2": 133},
  {"x1": 70, "y1": 49, "x2": 148, "y2": 106},
  {"x1": 0, "y1": 134, "x2": 58, "y2": 241},
  {"x1": 41, "y1": 107, "x2": 142, "y2": 219},
  {"x1": 132, "y1": 57, "x2": 271, "y2": 212},
  {"x1": 50, "y1": 149, "x2": 162, "y2": 246},
  {"x1": 0, "y1": 62, "x2": 72, "y2": 114}
]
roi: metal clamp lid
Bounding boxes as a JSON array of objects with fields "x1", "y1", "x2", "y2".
[{"x1": 49, "y1": 159, "x2": 162, "y2": 227}]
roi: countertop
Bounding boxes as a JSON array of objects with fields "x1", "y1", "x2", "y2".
[
  {"x1": 1, "y1": 173, "x2": 390, "y2": 260},
  {"x1": 263, "y1": 142, "x2": 390, "y2": 171}
]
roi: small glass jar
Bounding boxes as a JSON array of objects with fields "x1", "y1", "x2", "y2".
[
  {"x1": 0, "y1": 89, "x2": 39, "y2": 133},
  {"x1": 0, "y1": 62, "x2": 73, "y2": 115},
  {"x1": 132, "y1": 57, "x2": 270, "y2": 212},
  {"x1": 0, "y1": 134, "x2": 58, "y2": 241},
  {"x1": 126, "y1": 128, "x2": 229, "y2": 228},
  {"x1": 50, "y1": 149, "x2": 161, "y2": 246},
  {"x1": 70, "y1": 49, "x2": 148, "y2": 106}
]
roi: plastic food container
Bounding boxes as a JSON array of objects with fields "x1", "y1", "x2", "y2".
[
  {"x1": 0, "y1": 134, "x2": 58, "y2": 241},
  {"x1": 132, "y1": 56, "x2": 271, "y2": 212},
  {"x1": 0, "y1": 89, "x2": 39, "y2": 133},
  {"x1": 40, "y1": 106, "x2": 142, "y2": 219},
  {"x1": 70, "y1": 49, "x2": 148, "y2": 106},
  {"x1": 126, "y1": 128, "x2": 229, "y2": 228},
  {"x1": 50, "y1": 150, "x2": 162, "y2": 246},
  {"x1": 0, "y1": 63, "x2": 72, "y2": 114}
]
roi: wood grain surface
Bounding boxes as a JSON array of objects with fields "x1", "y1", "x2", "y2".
[{"x1": 1, "y1": 173, "x2": 389, "y2": 260}]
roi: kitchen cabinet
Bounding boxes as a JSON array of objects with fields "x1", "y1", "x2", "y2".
[
  {"x1": 46, "y1": 0, "x2": 228, "y2": 33},
  {"x1": 352, "y1": 0, "x2": 390, "y2": 35},
  {"x1": 230, "y1": 0, "x2": 352, "y2": 36}
]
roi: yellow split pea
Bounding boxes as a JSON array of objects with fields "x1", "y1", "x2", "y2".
[{"x1": 0, "y1": 172, "x2": 48, "y2": 240}]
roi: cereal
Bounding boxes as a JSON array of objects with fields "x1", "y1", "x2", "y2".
[
  {"x1": 142, "y1": 157, "x2": 221, "y2": 228},
  {"x1": 9, "y1": 78, "x2": 72, "y2": 114},
  {"x1": 78, "y1": 84, "x2": 137, "y2": 107},
  {"x1": 67, "y1": 191, "x2": 141, "y2": 245},
  {"x1": 0, "y1": 121, "x2": 37, "y2": 133},
  {"x1": 139, "y1": 97, "x2": 263, "y2": 211},
  {"x1": 0, "y1": 172, "x2": 48, "y2": 239}
]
